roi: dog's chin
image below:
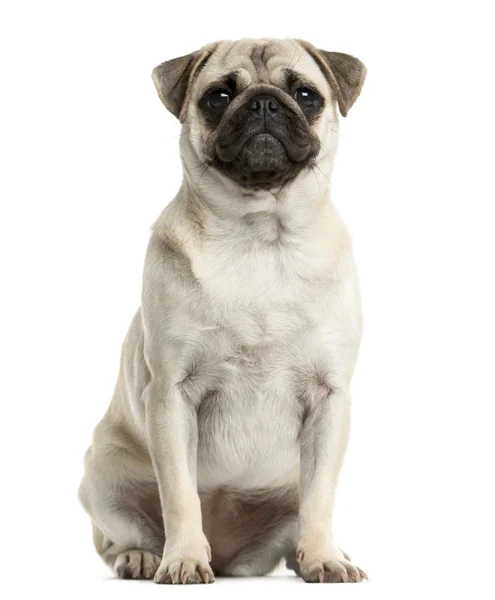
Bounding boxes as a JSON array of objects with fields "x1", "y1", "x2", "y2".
[{"x1": 214, "y1": 133, "x2": 308, "y2": 191}]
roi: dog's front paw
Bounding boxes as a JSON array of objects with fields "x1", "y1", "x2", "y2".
[
  {"x1": 296, "y1": 544, "x2": 367, "y2": 583},
  {"x1": 154, "y1": 539, "x2": 214, "y2": 584}
]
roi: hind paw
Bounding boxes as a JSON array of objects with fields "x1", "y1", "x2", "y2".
[{"x1": 115, "y1": 550, "x2": 161, "y2": 579}]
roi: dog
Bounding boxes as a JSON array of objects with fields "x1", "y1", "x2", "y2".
[{"x1": 79, "y1": 38, "x2": 367, "y2": 584}]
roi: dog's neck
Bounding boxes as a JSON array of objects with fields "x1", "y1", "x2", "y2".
[
  {"x1": 184, "y1": 156, "x2": 337, "y2": 231},
  {"x1": 153, "y1": 168, "x2": 350, "y2": 284}
]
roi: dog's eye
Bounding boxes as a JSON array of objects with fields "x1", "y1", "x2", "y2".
[
  {"x1": 207, "y1": 89, "x2": 231, "y2": 109},
  {"x1": 295, "y1": 88, "x2": 319, "y2": 108}
]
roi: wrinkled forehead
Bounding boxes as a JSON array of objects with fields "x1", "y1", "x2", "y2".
[{"x1": 195, "y1": 38, "x2": 329, "y2": 95}]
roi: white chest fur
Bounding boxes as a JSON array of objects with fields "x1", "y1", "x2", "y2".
[
  {"x1": 148, "y1": 192, "x2": 361, "y2": 490},
  {"x1": 195, "y1": 341, "x2": 303, "y2": 491},
  {"x1": 185, "y1": 198, "x2": 341, "y2": 347}
]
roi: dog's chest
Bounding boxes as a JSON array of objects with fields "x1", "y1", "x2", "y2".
[
  {"x1": 195, "y1": 341, "x2": 304, "y2": 491},
  {"x1": 183, "y1": 225, "x2": 338, "y2": 489},
  {"x1": 192, "y1": 232, "x2": 327, "y2": 346}
]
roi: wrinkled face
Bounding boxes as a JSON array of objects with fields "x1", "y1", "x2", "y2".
[
  {"x1": 153, "y1": 39, "x2": 366, "y2": 193},
  {"x1": 190, "y1": 40, "x2": 331, "y2": 190}
]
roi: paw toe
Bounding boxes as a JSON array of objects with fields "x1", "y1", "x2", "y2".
[
  {"x1": 300, "y1": 557, "x2": 367, "y2": 584},
  {"x1": 115, "y1": 550, "x2": 160, "y2": 580},
  {"x1": 154, "y1": 560, "x2": 214, "y2": 585}
]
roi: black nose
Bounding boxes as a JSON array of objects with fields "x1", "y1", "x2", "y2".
[{"x1": 248, "y1": 94, "x2": 280, "y2": 113}]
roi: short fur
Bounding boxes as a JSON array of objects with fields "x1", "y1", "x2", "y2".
[{"x1": 79, "y1": 38, "x2": 367, "y2": 584}]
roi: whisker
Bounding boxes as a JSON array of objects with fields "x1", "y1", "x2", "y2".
[
  {"x1": 325, "y1": 119, "x2": 345, "y2": 139},
  {"x1": 310, "y1": 166, "x2": 322, "y2": 196},
  {"x1": 329, "y1": 128, "x2": 344, "y2": 138},
  {"x1": 313, "y1": 163, "x2": 332, "y2": 184},
  {"x1": 199, "y1": 164, "x2": 210, "y2": 182},
  {"x1": 190, "y1": 161, "x2": 209, "y2": 171},
  {"x1": 172, "y1": 130, "x2": 204, "y2": 141}
]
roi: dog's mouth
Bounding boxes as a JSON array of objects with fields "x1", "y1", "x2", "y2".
[
  {"x1": 213, "y1": 132, "x2": 317, "y2": 190},
  {"x1": 220, "y1": 133, "x2": 292, "y2": 189}
]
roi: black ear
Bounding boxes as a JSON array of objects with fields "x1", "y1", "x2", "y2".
[
  {"x1": 300, "y1": 42, "x2": 367, "y2": 117},
  {"x1": 152, "y1": 46, "x2": 216, "y2": 121}
]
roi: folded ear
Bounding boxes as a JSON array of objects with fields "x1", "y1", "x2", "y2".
[
  {"x1": 152, "y1": 46, "x2": 215, "y2": 121},
  {"x1": 300, "y1": 42, "x2": 367, "y2": 117}
]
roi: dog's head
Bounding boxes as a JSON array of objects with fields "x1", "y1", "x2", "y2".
[{"x1": 152, "y1": 39, "x2": 366, "y2": 192}]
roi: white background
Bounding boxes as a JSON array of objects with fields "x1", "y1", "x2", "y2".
[{"x1": 1, "y1": 1, "x2": 494, "y2": 599}]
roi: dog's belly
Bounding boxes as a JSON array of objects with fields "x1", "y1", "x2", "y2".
[{"x1": 196, "y1": 361, "x2": 302, "y2": 490}]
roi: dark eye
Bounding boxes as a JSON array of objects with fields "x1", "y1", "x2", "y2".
[
  {"x1": 295, "y1": 87, "x2": 319, "y2": 107},
  {"x1": 207, "y1": 89, "x2": 231, "y2": 109}
]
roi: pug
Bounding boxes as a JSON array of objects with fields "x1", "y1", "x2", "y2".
[{"x1": 79, "y1": 38, "x2": 367, "y2": 584}]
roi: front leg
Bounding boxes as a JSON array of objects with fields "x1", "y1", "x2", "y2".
[
  {"x1": 144, "y1": 378, "x2": 214, "y2": 584},
  {"x1": 297, "y1": 386, "x2": 367, "y2": 583}
]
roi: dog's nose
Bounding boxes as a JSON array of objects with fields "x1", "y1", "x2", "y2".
[{"x1": 248, "y1": 94, "x2": 280, "y2": 113}]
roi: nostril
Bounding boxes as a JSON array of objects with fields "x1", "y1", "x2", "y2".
[{"x1": 248, "y1": 95, "x2": 280, "y2": 112}]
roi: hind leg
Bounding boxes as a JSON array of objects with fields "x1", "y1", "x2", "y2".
[
  {"x1": 285, "y1": 549, "x2": 301, "y2": 576},
  {"x1": 222, "y1": 516, "x2": 297, "y2": 577},
  {"x1": 79, "y1": 443, "x2": 164, "y2": 579},
  {"x1": 90, "y1": 508, "x2": 163, "y2": 579}
]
